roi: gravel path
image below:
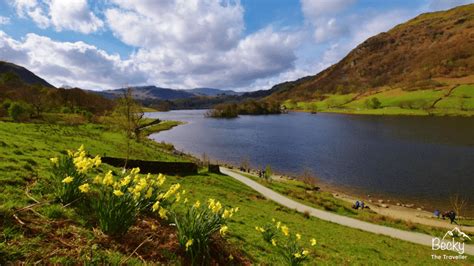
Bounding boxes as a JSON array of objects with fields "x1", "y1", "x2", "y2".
[{"x1": 220, "y1": 167, "x2": 474, "y2": 255}]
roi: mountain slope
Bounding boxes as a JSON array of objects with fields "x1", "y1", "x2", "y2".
[
  {"x1": 268, "y1": 4, "x2": 474, "y2": 101},
  {"x1": 0, "y1": 61, "x2": 54, "y2": 88},
  {"x1": 96, "y1": 86, "x2": 196, "y2": 100}
]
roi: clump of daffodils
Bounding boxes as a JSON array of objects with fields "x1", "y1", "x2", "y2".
[
  {"x1": 256, "y1": 219, "x2": 317, "y2": 265},
  {"x1": 50, "y1": 145, "x2": 181, "y2": 237},
  {"x1": 90, "y1": 167, "x2": 181, "y2": 236},
  {"x1": 50, "y1": 145, "x2": 101, "y2": 204},
  {"x1": 174, "y1": 197, "x2": 239, "y2": 264}
]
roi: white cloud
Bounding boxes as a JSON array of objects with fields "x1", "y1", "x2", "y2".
[
  {"x1": 12, "y1": 0, "x2": 103, "y2": 33},
  {"x1": 301, "y1": 0, "x2": 356, "y2": 18},
  {"x1": 0, "y1": 31, "x2": 146, "y2": 89},
  {"x1": 103, "y1": 0, "x2": 299, "y2": 90},
  {"x1": 0, "y1": 16, "x2": 11, "y2": 25}
]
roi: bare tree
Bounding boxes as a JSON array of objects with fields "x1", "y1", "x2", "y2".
[
  {"x1": 450, "y1": 194, "x2": 468, "y2": 219},
  {"x1": 113, "y1": 87, "x2": 144, "y2": 167},
  {"x1": 298, "y1": 168, "x2": 318, "y2": 189}
]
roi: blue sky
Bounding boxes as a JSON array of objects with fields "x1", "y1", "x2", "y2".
[{"x1": 0, "y1": 0, "x2": 473, "y2": 91}]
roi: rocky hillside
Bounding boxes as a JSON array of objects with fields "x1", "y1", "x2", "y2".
[{"x1": 268, "y1": 4, "x2": 474, "y2": 101}]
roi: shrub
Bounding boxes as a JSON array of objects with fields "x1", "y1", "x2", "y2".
[
  {"x1": 174, "y1": 198, "x2": 238, "y2": 264},
  {"x1": 365, "y1": 97, "x2": 382, "y2": 109},
  {"x1": 256, "y1": 219, "x2": 317, "y2": 266},
  {"x1": 8, "y1": 102, "x2": 32, "y2": 121},
  {"x1": 50, "y1": 145, "x2": 101, "y2": 204}
]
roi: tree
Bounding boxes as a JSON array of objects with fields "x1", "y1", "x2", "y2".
[
  {"x1": 365, "y1": 97, "x2": 382, "y2": 109},
  {"x1": 113, "y1": 88, "x2": 145, "y2": 167},
  {"x1": 450, "y1": 194, "x2": 468, "y2": 219},
  {"x1": 8, "y1": 102, "x2": 32, "y2": 121}
]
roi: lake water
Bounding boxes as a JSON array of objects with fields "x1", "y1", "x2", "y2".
[{"x1": 147, "y1": 110, "x2": 474, "y2": 214}]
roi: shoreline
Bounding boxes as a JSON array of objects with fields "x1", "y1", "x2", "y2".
[{"x1": 152, "y1": 119, "x2": 474, "y2": 231}]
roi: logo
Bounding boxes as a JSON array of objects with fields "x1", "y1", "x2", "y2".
[{"x1": 431, "y1": 227, "x2": 471, "y2": 260}]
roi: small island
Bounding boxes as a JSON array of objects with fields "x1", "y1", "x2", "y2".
[{"x1": 205, "y1": 100, "x2": 282, "y2": 118}]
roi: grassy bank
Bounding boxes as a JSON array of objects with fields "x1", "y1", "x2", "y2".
[
  {"x1": 284, "y1": 85, "x2": 474, "y2": 116},
  {"x1": 1, "y1": 121, "x2": 472, "y2": 264},
  {"x1": 231, "y1": 170, "x2": 474, "y2": 240}
]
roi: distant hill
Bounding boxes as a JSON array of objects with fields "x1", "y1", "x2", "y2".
[
  {"x1": 268, "y1": 4, "x2": 474, "y2": 101},
  {"x1": 185, "y1": 88, "x2": 241, "y2": 96},
  {"x1": 96, "y1": 86, "x2": 196, "y2": 100},
  {"x1": 0, "y1": 61, "x2": 54, "y2": 88}
]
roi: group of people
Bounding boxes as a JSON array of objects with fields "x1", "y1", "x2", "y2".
[
  {"x1": 352, "y1": 200, "x2": 367, "y2": 210},
  {"x1": 434, "y1": 209, "x2": 458, "y2": 224}
]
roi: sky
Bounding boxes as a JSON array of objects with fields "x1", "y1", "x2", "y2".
[{"x1": 0, "y1": 0, "x2": 473, "y2": 91}]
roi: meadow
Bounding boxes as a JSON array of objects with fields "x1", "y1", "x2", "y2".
[
  {"x1": 284, "y1": 85, "x2": 474, "y2": 116},
  {"x1": 1, "y1": 120, "x2": 472, "y2": 264}
]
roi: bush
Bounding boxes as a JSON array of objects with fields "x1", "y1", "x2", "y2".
[
  {"x1": 365, "y1": 97, "x2": 382, "y2": 109},
  {"x1": 174, "y1": 198, "x2": 238, "y2": 264},
  {"x1": 7, "y1": 102, "x2": 32, "y2": 121},
  {"x1": 256, "y1": 219, "x2": 317, "y2": 265}
]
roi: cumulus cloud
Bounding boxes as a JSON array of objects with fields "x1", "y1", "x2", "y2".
[
  {"x1": 103, "y1": 0, "x2": 299, "y2": 89},
  {"x1": 0, "y1": 31, "x2": 146, "y2": 89},
  {"x1": 12, "y1": 0, "x2": 103, "y2": 33}
]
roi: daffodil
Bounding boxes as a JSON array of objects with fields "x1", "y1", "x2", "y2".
[
  {"x1": 152, "y1": 201, "x2": 160, "y2": 212},
  {"x1": 145, "y1": 187, "x2": 153, "y2": 199},
  {"x1": 310, "y1": 238, "x2": 317, "y2": 246},
  {"x1": 129, "y1": 167, "x2": 140, "y2": 175},
  {"x1": 62, "y1": 176, "x2": 74, "y2": 184},
  {"x1": 193, "y1": 200, "x2": 201, "y2": 208},
  {"x1": 50, "y1": 157, "x2": 58, "y2": 165},
  {"x1": 103, "y1": 171, "x2": 114, "y2": 186},
  {"x1": 121, "y1": 175, "x2": 131, "y2": 186},
  {"x1": 79, "y1": 183, "x2": 90, "y2": 193},
  {"x1": 276, "y1": 221, "x2": 281, "y2": 229},
  {"x1": 281, "y1": 225, "x2": 289, "y2": 236},
  {"x1": 185, "y1": 239, "x2": 193, "y2": 251},
  {"x1": 159, "y1": 207, "x2": 168, "y2": 220},
  {"x1": 294, "y1": 252, "x2": 302, "y2": 258},
  {"x1": 219, "y1": 225, "x2": 228, "y2": 236},
  {"x1": 302, "y1": 250, "x2": 309, "y2": 256},
  {"x1": 222, "y1": 209, "x2": 231, "y2": 219},
  {"x1": 93, "y1": 174, "x2": 102, "y2": 184},
  {"x1": 184, "y1": 198, "x2": 189, "y2": 204},
  {"x1": 113, "y1": 190, "x2": 124, "y2": 197},
  {"x1": 271, "y1": 238, "x2": 277, "y2": 246},
  {"x1": 296, "y1": 233, "x2": 301, "y2": 240}
]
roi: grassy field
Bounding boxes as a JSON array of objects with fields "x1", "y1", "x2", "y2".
[
  {"x1": 285, "y1": 85, "x2": 474, "y2": 116},
  {"x1": 1, "y1": 121, "x2": 472, "y2": 264}
]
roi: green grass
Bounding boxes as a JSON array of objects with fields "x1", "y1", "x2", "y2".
[
  {"x1": 1, "y1": 121, "x2": 472, "y2": 264},
  {"x1": 230, "y1": 171, "x2": 464, "y2": 237},
  {"x1": 287, "y1": 86, "x2": 474, "y2": 116},
  {"x1": 436, "y1": 85, "x2": 474, "y2": 110},
  {"x1": 141, "y1": 120, "x2": 184, "y2": 136}
]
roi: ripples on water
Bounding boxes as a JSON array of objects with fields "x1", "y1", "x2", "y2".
[{"x1": 147, "y1": 110, "x2": 474, "y2": 214}]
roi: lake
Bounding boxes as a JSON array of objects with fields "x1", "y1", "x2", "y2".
[{"x1": 147, "y1": 110, "x2": 474, "y2": 214}]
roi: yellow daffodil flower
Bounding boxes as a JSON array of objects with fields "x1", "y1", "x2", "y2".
[
  {"x1": 219, "y1": 225, "x2": 228, "y2": 236},
  {"x1": 271, "y1": 238, "x2": 277, "y2": 246},
  {"x1": 62, "y1": 176, "x2": 74, "y2": 184},
  {"x1": 113, "y1": 190, "x2": 124, "y2": 196},
  {"x1": 310, "y1": 238, "x2": 317, "y2": 246},
  {"x1": 281, "y1": 225, "x2": 289, "y2": 236},
  {"x1": 185, "y1": 239, "x2": 193, "y2": 251},
  {"x1": 78, "y1": 183, "x2": 90, "y2": 193}
]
